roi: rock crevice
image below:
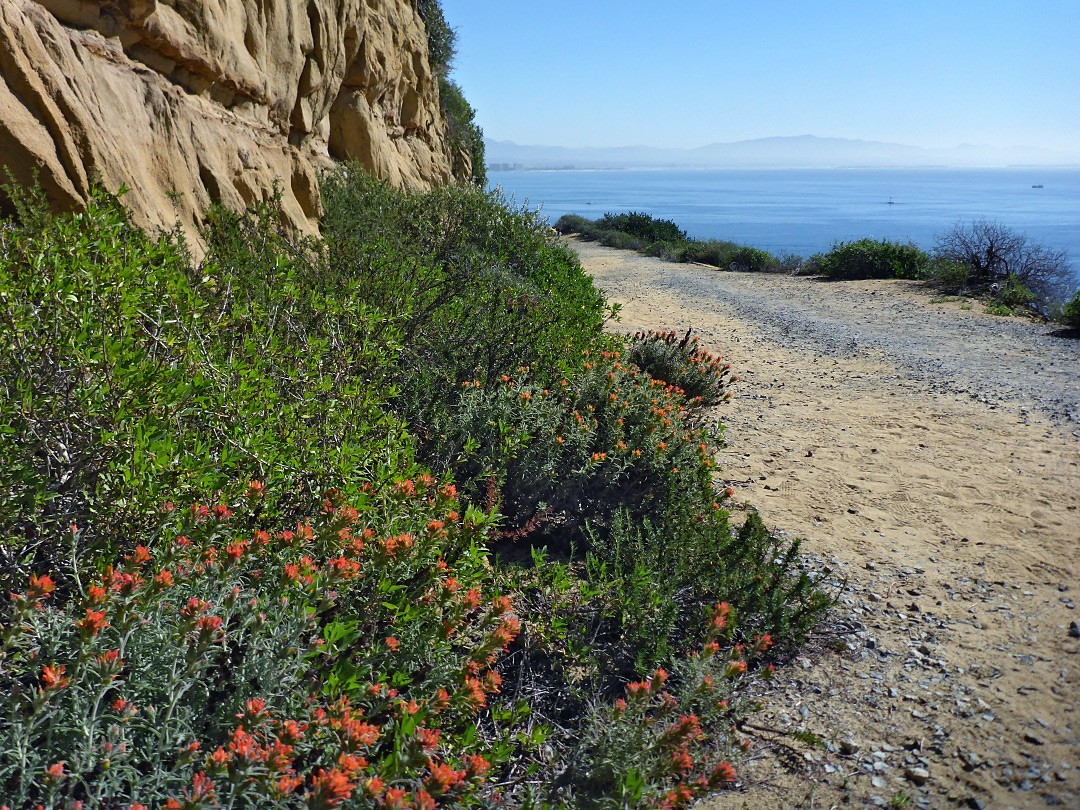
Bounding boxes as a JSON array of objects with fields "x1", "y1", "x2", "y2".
[{"x1": 1, "y1": 0, "x2": 458, "y2": 242}]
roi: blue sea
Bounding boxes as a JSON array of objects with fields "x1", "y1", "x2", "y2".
[{"x1": 487, "y1": 168, "x2": 1080, "y2": 282}]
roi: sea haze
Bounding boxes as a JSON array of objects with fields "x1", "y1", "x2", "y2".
[{"x1": 487, "y1": 168, "x2": 1080, "y2": 283}]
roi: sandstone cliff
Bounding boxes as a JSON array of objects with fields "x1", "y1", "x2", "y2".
[{"x1": 0, "y1": 0, "x2": 461, "y2": 242}]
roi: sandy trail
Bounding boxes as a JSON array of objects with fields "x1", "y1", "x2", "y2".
[{"x1": 569, "y1": 238, "x2": 1080, "y2": 810}]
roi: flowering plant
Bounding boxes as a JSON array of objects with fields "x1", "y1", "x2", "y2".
[
  {"x1": 0, "y1": 479, "x2": 517, "y2": 809},
  {"x1": 430, "y1": 347, "x2": 730, "y2": 544}
]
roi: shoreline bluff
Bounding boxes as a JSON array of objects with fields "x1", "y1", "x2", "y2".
[{"x1": 567, "y1": 237, "x2": 1080, "y2": 810}]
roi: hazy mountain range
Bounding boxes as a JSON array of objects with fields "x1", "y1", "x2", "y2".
[{"x1": 485, "y1": 135, "x2": 1080, "y2": 171}]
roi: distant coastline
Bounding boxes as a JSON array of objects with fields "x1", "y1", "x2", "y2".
[
  {"x1": 485, "y1": 135, "x2": 1080, "y2": 173},
  {"x1": 490, "y1": 163, "x2": 1080, "y2": 173}
]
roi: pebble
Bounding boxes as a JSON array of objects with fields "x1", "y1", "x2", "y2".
[
  {"x1": 1068, "y1": 621, "x2": 1080, "y2": 638},
  {"x1": 905, "y1": 766, "x2": 930, "y2": 785}
]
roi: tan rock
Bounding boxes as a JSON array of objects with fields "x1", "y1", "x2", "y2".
[{"x1": 0, "y1": 0, "x2": 459, "y2": 247}]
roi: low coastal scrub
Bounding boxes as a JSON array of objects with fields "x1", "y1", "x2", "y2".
[
  {"x1": 1058, "y1": 289, "x2": 1080, "y2": 330},
  {"x1": 804, "y1": 238, "x2": 928, "y2": 280},
  {"x1": 555, "y1": 212, "x2": 790, "y2": 273},
  {"x1": 1, "y1": 174, "x2": 829, "y2": 807}
]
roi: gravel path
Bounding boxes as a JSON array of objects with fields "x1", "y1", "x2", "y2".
[
  {"x1": 570, "y1": 240, "x2": 1080, "y2": 425},
  {"x1": 569, "y1": 238, "x2": 1080, "y2": 810}
]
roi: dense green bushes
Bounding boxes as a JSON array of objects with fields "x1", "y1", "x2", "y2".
[
  {"x1": 319, "y1": 169, "x2": 607, "y2": 438},
  {"x1": 1, "y1": 174, "x2": 830, "y2": 807},
  {"x1": 0, "y1": 185, "x2": 413, "y2": 592},
  {"x1": 594, "y1": 212, "x2": 687, "y2": 244},
  {"x1": 1058, "y1": 288, "x2": 1080, "y2": 329},
  {"x1": 806, "y1": 238, "x2": 928, "y2": 280},
  {"x1": 555, "y1": 212, "x2": 787, "y2": 273},
  {"x1": 426, "y1": 349, "x2": 726, "y2": 545},
  {"x1": 440, "y1": 79, "x2": 487, "y2": 188}
]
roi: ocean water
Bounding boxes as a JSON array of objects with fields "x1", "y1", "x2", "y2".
[{"x1": 487, "y1": 168, "x2": 1080, "y2": 282}]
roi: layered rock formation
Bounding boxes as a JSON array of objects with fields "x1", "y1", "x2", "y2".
[{"x1": 0, "y1": 0, "x2": 459, "y2": 242}]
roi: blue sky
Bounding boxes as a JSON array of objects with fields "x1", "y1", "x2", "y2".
[{"x1": 440, "y1": 1, "x2": 1080, "y2": 152}]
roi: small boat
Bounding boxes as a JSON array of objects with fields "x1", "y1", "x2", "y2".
[
  {"x1": 886, "y1": 197, "x2": 896, "y2": 205},
  {"x1": 1032, "y1": 184, "x2": 1044, "y2": 188}
]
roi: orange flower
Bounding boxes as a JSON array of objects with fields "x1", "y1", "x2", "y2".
[
  {"x1": 307, "y1": 768, "x2": 353, "y2": 809},
  {"x1": 650, "y1": 668, "x2": 669, "y2": 693},
  {"x1": 362, "y1": 777, "x2": 385, "y2": 798},
  {"x1": 426, "y1": 761, "x2": 466, "y2": 794},
  {"x1": 710, "y1": 761, "x2": 737, "y2": 785},
  {"x1": 725, "y1": 660, "x2": 747, "y2": 678},
  {"x1": 40, "y1": 664, "x2": 68, "y2": 692},
  {"x1": 26, "y1": 573, "x2": 57, "y2": 603},
  {"x1": 112, "y1": 698, "x2": 137, "y2": 716},
  {"x1": 76, "y1": 609, "x2": 109, "y2": 639},
  {"x1": 416, "y1": 727, "x2": 441, "y2": 750},
  {"x1": 195, "y1": 615, "x2": 223, "y2": 642},
  {"x1": 670, "y1": 746, "x2": 693, "y2": 775},
  {"x1": 277, "y1": 774, "x2": 303, "y2": 795},
  {"x1": 183, "y1": 772, "x2": 216, "y2": 803},
  {"x1": 466, "y1": 753, "x2": 490, "y2": 778}
]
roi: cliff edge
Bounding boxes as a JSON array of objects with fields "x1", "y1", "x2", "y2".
[{"x1": 0, "y1": 0, "x2": 463, "y2": 241}]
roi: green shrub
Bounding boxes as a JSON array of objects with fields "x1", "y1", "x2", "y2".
[
  {"x1": 417, "y1": 0, "x2": 456, "y2": 78},
  {"x1": 423, "y1": 349, "x2": 726, "y2": 545},
  {"x1": 992, "y1": 273, "x2": 1036, "y2": 310},
  {"x1": 813, "y1": 238, "x2": 929, "y2": 280},
  {"x1": 439, "y1": 78, "x2": 486, "y2": 187},
  {"x1": 594, "y1": 212, "x2": 687, "y2": 245},
  {"x1": 728, "y1": 246, "x2": 778, "y2": 273},
  {"x1": 926, "y1": 257, "x2": 972, "y2": 292},
  {"x1": 643, "y1": 239, "x2": 691, "y2": 263},
  {"x1": 554, "y1": 213, "x2": 596, "y2": 237},
  {"x1": 0, "y1": 185, "x2": 412, "y2": 590},
  {"x1": 1, "y1": 173, "x2": 830, "y2": 808},
  {"x1": 558, "y1": 629, "x2": 745, "y2": 809},
  {"x1": 319, "y1": 171, "x2": 608, "y2": 444},
  {"x1": 582, "y1": 506, "x2": 826, "y2": 673},
  {"x1": 600, "y1": 230, "x2": 647, "y2": 251},
  {"x1": 684, "y1": 239, "x2": 736, "y2": 267},
  {"x1": 556, "y1": 215, "x2": 787, "y2": 274},
  {"x1": 1059, "y1": 288, "x2": 1080, "y2": 329},
  {"x1": 627, "y1": 329, "x2": 733, "y2": 408},
  {"x1": 415, "y1": 1, "x2": 486, "y2": 186}
]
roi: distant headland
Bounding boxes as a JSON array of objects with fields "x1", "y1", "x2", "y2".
[{"x1": 485, "y1": 135, "x2": 1080, "y2": 171}]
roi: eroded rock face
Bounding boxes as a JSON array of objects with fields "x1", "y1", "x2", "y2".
[{"x1": 0, "y1": 0, "x2": 456, "y2": 243}]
